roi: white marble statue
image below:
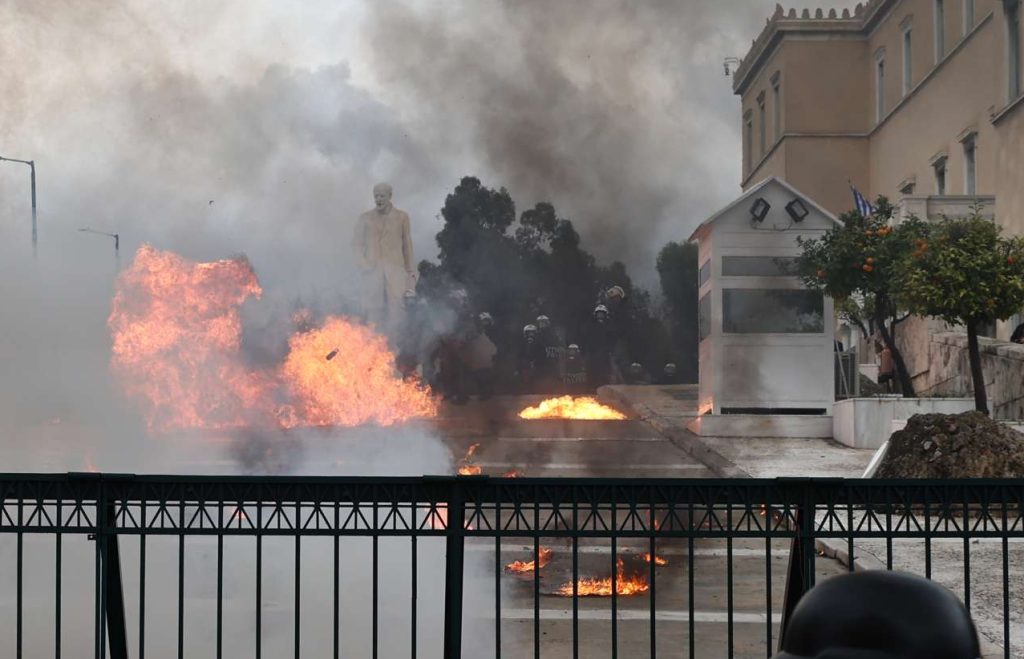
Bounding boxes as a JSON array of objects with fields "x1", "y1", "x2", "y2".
[{"x1": 351, "y1": 182, "x2": 416, "y2": 334}]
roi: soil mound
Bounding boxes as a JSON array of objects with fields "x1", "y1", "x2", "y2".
[{"x1": 876, "y1": 411, "x2": 1024, "y2": 478}]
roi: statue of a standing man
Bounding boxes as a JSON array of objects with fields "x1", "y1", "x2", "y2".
[{"x1": 352, "y1": 182, "x2": 416, "y2": 335}]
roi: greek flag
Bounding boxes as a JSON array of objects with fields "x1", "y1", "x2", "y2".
[{"x1": 851, "y1": 184, "x2": 875, "y2": 217}]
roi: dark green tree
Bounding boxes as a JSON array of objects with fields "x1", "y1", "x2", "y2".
[{"x1": 656, "y1": 241, "x2": 699, "y2": 382}]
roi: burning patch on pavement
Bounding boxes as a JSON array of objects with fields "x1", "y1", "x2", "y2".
[{"x1": 518, "y1": 396, "x2": 625, "y2": 420}]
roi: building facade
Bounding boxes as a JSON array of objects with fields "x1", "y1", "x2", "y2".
[
  {"x1": 733, "y1": 1, "x2": 1023, "y2": 283},
  {"x1": 732, "y1": 0, "x2": 1024, "y2": 410}
]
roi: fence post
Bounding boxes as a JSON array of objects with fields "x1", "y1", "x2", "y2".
[
  {"x1": 779, "y1": 481, "x2": 815, "y2": 651},
  {"x1": 100, "y1": 494, "x2": 129, "y2": 659},
  {"x1": 443, "y1": 479, "x2": 466, "y2": 659}
]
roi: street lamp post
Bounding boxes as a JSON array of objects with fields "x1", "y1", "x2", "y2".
[{"x1": 0, "y1": 155, "x2": 38, "y2": 253}]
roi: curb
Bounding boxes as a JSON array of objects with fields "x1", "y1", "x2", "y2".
[
  {"x1": 598, "y1": 385, "x2": 877, "y2": 569},
  {"x1": 598, "y1": 386, "x2": 750, "y2": 479}
]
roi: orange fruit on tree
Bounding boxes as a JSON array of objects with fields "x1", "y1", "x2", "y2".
[{"x1": 862, "y1": 264, "x2": 874, "y2": 272}]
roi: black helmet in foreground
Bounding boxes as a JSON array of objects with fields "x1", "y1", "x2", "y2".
[{"x1": 774, "y1": 571, "x2": 980, "y2": 659}]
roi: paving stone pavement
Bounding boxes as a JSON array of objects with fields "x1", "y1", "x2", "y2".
[{"x1": 600, "y1": 384, "x2": 1012, "y2": 658}]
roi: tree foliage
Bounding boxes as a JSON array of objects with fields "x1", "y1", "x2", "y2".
[
  {"x1": 420, "y1": 176, "x2": 673, "y2": 385},
  {"x1": 656, "y1": 241, "x2": 698, "y2": 382},
  {"x1": 795, "y1": 198, "x2": 920, "y2": 395},
  {"x1": 895, "y1": 214, "x2": 1024, "y2": 413}
]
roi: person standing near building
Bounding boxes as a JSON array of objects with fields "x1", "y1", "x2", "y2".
[{"x1": 876, "y1": 340, "x2": 895, "y2": 393}]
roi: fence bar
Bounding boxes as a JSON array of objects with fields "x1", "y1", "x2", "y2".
[
  {"x1": 779, "y1": 496, "x2": 814, "y2": 650},
  {"x1": 443, "y1": 482, "x2": 466, "y2": 659},
  {"x1": 101, "y1": 502, "x2": 128, "y2": 659}
]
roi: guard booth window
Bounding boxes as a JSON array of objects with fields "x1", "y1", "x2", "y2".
[
  {"x1": 698, "y1": 292, "x2": 711, "y2": 341},
  {"x1": 721, "y1": 256, "x2": 797, "y2": 277},
  {"x1": 722, "y1": 289, "x2": 824, "y2": 333}
]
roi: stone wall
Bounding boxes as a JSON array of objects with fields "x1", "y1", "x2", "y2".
[{"x1": 905, "y1": 331, "x2": 1024, "y2": 420}]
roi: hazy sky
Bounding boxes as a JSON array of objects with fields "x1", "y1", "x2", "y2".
[
  {"x1": 1, "y1": 0, "x2": 861, "y2": 286},
  {"x1": 0, "y1": 0, "x2": 863, "y2": 445}
]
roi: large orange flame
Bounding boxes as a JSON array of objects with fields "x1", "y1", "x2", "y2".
[
  {"x1": 109, "y1": 245, "x2": 272, "y2": 431},
  {"x1": 278, "y1": 317, "x2": 437, "y2": 427},
  {"x1": 519, "y1": 396, "x2": 626, "y2": 420},
  {"x1": 110, "y1": 245, "x2": 437, "y2": 431},
  {"x1": 556, "y1": 557, "x2": 649, "y2": 597}
]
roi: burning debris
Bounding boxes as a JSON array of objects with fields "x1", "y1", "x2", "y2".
[
  {"x1": 519, "y1": 396, "x2": 625, "y2": 420},
  {"x1": 109, "y1": 245, "x2": 438, "y2": 432},
  {"x1": 556, "y1": 557, "x2": 649, "y2": 597},
  {"x1": 504, "y1": 547, "x2": 553, "y2": 574},
  {"x1": 643, "y1": 552, "x2": 668, "y2": 566},
  {"x1": 456, "y1": 442, "x2": 483, "y2": 475}
]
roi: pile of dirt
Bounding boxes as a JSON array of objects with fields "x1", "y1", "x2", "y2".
[{"x1": 875, "y1": 411, "x2": 1024, "y2": 478}]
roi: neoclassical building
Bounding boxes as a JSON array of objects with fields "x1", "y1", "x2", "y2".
[{"x1": 734, "y1": 0, "x2": 1022, "y2": 334}]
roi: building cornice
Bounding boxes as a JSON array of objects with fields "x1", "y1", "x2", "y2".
[{"x1": 732, "y1": 0, "x2": 897, "y2": 96}]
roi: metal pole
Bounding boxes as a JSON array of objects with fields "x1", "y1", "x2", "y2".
[
  {"x1": 0, "y1": 156, "x2": 37, "y2": 254},
  {"x1": 30, "y1": 161, "x2": 37, "y2": 255}
]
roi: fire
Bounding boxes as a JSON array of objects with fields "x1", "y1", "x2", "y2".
[
  {"x1": 518, "y1": 396, "x2": 626, "y2": 420},
  {"x1": 556, "y1": 557, "x2": 649, "y2": 597},
  {"x1": 278, "y1": 317, "x2": 438, "y2": 427},
  {"x1": 505, "y1": 547, "x2": 553, "y2": 574},
  {"x1": 644, "y1": 553, "x2": 668, "y2": 566},
  {"x1": 502, "y1": 469, "x2": 523, "y2": 478},
  {"x1": 109, "y1": 245, "x2": 272, "y2": 431},
  {"x1": 109, "y1": 245, "x2": 438, "y2": 431},
  {"x1": 456, "y1": 443, "x2": 482, "y2": 475}
]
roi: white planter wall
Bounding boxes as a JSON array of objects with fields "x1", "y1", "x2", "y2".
[{"x1": 832, "y1": 397, "x2": 975, "y2": 449}]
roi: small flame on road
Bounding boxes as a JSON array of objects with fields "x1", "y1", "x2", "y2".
[
  {"x1": 519, "y1": 396, "x2": 625, "y2": 420},
  {"x1": 505, "y1": 547, "x2": 553, "y2": 574},
  {"x1": 644, "y1": 553, "x2": 668, "y2": 566},
  {"x1": 556, "y1": 557, "x2": 649, "y2": 597},
  {"x1": 456, "y1": 443, "x2": 482, "y2": 475}
]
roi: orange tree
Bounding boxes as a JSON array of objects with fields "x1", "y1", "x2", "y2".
[
  {"x1": 894, "y1": 214, "x2": 1024, "y2": 415},
  {"x1": 795, "y1": 198, "x2": 924, "y2": 395}
]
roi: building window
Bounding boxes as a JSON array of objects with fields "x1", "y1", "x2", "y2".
[
  {"x1": 722, "y1": 289, "x2": 824, "y2": 334},
  {"x1": 771, "y1": 74, "x2": 781, "y2": 142},
  {"x1": 1009, "y1": 0, "x2": 1022, "y2": 100},
  {"x1": 963, "y1": 136, "x2": 977, "y2": 195},
  {"x1": 698, "y1": 292, "x2": 711, "y2": 341},
  {"x1": 900, "y1": 180, "x2": 916, "y2": 196},
  {"x1": 744, "y1": 114, "x2": 753, "y2": 174},
  {"x1": 876, "y1": 55, "x2": 887, "y2": 122},
  {"x1": 698, "y1": 260, "x2": 711, "y2": 287},
  {"x1": 964, "y1": 0, "x2": 975, "y2": 33},
  {"x1": 757, "y1": 93, "x2": 766, "y2": 157},
  {"x1": 935, "y1": 0, "x2": 946, "y2": 61},
  {"x1": 902, "y1": 27, "x2": 913, "y2": 95},
  {"x1": 721, "y1": 256, "x2": 798, "y2": 277},
  {"x1": 934, "y1": 158, "x2": 947, "y2": 195}
]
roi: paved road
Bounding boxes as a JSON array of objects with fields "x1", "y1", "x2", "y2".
[
  {"x1": 427, "y1": 395, "x2": 847, "y2": 659},
  {"x1": 0, "y1": 393, "x2": 848, "y2": 658}
]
